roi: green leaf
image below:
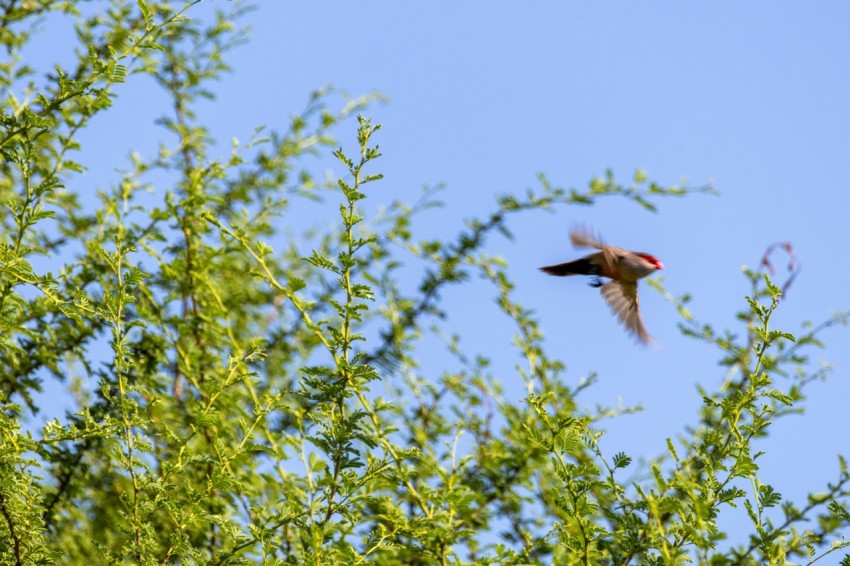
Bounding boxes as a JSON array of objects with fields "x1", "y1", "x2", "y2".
[
  {"x1": 137, "y1": 0, "x2": 153, "y2": 28},
  {"x1": 304, "y1": 251, "x2": 338, "y2": 273},
  {"x1": 612, "y1": 452, "x2": 632, "y2": 469},
  {"x1": 666, "y1": 438, "x2": 680, "y2": 463}
]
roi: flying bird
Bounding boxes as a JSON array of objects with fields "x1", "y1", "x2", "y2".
[{"x1": 540, "y1": 226, "x2": 663, "y2": 344}]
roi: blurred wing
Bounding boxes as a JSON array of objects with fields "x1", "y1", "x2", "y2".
[
  {"x1": 569, "y1": 225, "x2": 605, "y2": 250},
  {"x1": 571, "y1": 226, "x2": 619, "y2": 276},
  {"x1": 600, "y1": 281, "x2": 652, "y2": 344}
]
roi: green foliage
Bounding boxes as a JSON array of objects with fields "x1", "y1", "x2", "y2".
[{"x1": 1, "y1": 1, "x2": 849, "y2": 565}]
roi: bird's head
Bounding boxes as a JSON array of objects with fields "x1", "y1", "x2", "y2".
[{"x1": 637, "y1": 253, "x2": 664, "y2": 271}]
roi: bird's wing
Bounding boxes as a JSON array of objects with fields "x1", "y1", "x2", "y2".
[
  {"x1": 600, "y1": 280, "x2": 652, "y2": 344},
  {"x1": 570, "y1": 226, "x2": 620, "y2": 277},
  {"x1": 569, "y1": 225, "x2": 605, "y2": 250}
]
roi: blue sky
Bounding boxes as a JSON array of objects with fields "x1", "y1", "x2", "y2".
[
  {"x1": 249, "y1": 0, "x2": 850, "y2": 526},
  {"x1": 26, "y1": 0, "x2": 850, "y2": 556}
]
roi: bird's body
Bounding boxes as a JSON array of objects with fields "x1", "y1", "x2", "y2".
[{"x1": 540, "y1": 227, "x2": 663, "y2": 344}]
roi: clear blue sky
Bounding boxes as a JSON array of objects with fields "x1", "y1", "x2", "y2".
[{"x1": 30, "y1": 0, "x2": 850, "y2": 555}]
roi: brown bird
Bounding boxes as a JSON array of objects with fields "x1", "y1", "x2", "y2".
[{"x1": 540, "y1": 226, "x2": 663, "y2": 344}]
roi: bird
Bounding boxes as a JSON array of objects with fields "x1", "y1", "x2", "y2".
[{"x1": 539, "y1": 226, "x2": 663, "y2": 344}]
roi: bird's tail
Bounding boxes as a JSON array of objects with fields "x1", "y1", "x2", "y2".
[{"x1": 539, "y1": 257, "x2": 599, "y2": 277}]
